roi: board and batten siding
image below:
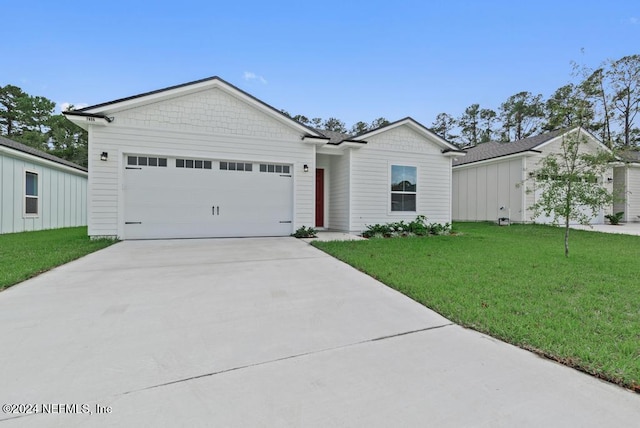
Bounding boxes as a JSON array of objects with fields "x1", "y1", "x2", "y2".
[
  {"x1": 348, "y1": 125, "x2": 453, "y2": 233},
  {"x1": 453, "y1": 158, "x2": 525, "y2": 222},
  {"x1": 0, "y1": 152, "x2": 87, "y2": 234},
  {"x1": 87, "y1": 87, "x2": 314, "y2": 238}
]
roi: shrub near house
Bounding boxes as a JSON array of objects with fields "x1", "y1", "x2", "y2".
[{"x1": 363, "y1": 216, "x2": 451, "y2": 238}]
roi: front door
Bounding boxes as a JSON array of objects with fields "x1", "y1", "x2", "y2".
[{"x1": 315, "y1": 168, "x2": 324, "y2": 227}]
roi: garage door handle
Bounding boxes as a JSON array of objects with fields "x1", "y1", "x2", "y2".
[
  {"x1": 212, "y1": 206, "x2": 220, "y2": 216},
  {"x1": 217, "y1": 206, "x2": 220, "y2": 215}
]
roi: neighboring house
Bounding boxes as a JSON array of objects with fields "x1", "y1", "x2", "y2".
[
  {"x1": 0, "y1": 136, "x2": 87, "y2": 234},
  {"x1": 613, "y1": 150, "x2": 640, "y2": 223},
  {"x1": 452, "y1": 127, "x2": 613, "y2": 224},
  {"x1": 63, "y1": 76, "x2": 464, "y2": 240}
]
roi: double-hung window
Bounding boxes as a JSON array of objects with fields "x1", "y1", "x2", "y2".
[
  {"x1": 390, "y1": 165, "x2": 417, "y2": 212},
  {"x1": 25, "y1": 171, "x2": 39, "y2": 216}
]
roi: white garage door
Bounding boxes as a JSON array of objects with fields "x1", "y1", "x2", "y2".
[
  {"x1": 123, "y1": 155, "x2": 293, "y2": 239},
  {"x1": 533, "y1": 188, "x2": 604, "y2": 225}
]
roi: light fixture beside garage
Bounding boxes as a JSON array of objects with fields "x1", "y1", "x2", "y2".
[
  {"x1": 303, "y1": 164, "x2": 309, "y2": 172},
  {"x1": 100, "y1": 152, "x2": 108, "y2": 161}
]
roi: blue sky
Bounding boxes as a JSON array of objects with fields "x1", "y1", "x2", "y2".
[{"x1": 2, "y1": 1, "x2": 638, "y2": 129}]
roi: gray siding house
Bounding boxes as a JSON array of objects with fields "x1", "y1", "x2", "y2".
[
  {"x1": 452, "y1": 128, "x2": 613, "y2": 224},
  {"x1": 0, "y1": 136, "x2": 87, "y2": 234}
]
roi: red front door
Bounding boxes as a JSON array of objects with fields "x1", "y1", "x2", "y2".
[{"x1": 315, "y1": 169, "x2": 324, "y2": 227}]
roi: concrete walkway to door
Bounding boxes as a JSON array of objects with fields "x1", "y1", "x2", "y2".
[{"x1": 0, "y1": 237, "x2": 638, "y2": 427}]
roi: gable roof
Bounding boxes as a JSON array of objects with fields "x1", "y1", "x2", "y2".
[
  {"x1": 352, "y1": 117, "x2": 463, "y2": 153},
  {"x1": 64, "y1": 76, "x2": 324, "y2": 137},
  {"x1": 0, "y1": 135, "x2": 87, "y2": 173},
  {"x1": 453, "y1": 129, "x2": 570, "y2": 167}
]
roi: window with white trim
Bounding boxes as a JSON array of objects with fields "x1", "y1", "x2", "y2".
[
  {"x1": 390, "y1": 165, "x2": 417, "y2": 212},
  {"x1": 25, "y1": 171, "x2": 39, "y2": 216}
]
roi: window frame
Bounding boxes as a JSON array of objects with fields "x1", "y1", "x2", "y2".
[
  {"x1": 220, "y1": 161, "x2": 254, "y2": 172},
  {"x1": 127, "y1": 155, "x2": 167, "y2": 167},
  {"x1": 24, "y1": 169, "x2": 39, "y2": 217},
  {"x1": 259, "y1": 163, "x2": 290, "y2": 174},
  {"x1": 389, "y1": 163, "x2": 418, "y2": 214}
]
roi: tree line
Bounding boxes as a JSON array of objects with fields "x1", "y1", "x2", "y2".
[
  {"x1": 430, "y1": 54, "x2": 640, "y2": 148},
  {"x1": 279, "y1": 111, "x2": 390, "y2": 135},
  {"x1": 0, "y1": 85, "x2": 88, "y2": 167},
  {"x1": 2, "y1": 53, "x2": 636, "y2": 168},
  {"x1": 285, "y1": 54, "x2": 639, "y2": 149}
]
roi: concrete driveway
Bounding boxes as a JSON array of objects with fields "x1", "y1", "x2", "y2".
[
  {"x1": 571, "y1": 222, "x2": 640, "y2": 236},
  {"x1": 0, "y1": 238, "x2": 638, "y2": 427}
]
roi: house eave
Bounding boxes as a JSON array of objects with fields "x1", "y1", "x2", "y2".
[
  {"x1": 331, "y1": 140, "x2": 367, "y2": 149},
  {"x1": 453, "y1": 150, "x2": 541, "y2": 169},
  {"x1": 63, "y1": 111, "x2": 113, "y2": 129},
  {"x1": 315, "y1": 140, "x2": 366, "y2": 155},
  {"x1": 302, "y1": 135, "x2": 331, "y2": 146},
  {"x1": 74, "y1": 76, "x2": 324, "y2": 138},
  {"x1": 442, "y1": 150, "x2": 466, "y2": 157}
]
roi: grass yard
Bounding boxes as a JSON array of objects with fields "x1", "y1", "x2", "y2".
[
  {"x1": 313, "y1": 222, "x2": 640, "y2": 391},
  {"x1": 0, "y1": 227, "x2": 116, "y2": 291}
]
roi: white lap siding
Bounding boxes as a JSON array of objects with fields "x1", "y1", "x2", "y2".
[
  {"x1": 87, "y1": 87, "x2": 314, "y2": 238},
  {"x1": 328, "y1": 151, "x2": 351, "y2": 231},
  {"x1": 349, "y1": 125, "x2": 452, "y2": 233}
]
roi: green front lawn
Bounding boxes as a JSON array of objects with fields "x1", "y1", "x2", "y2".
[
  {"x1": 0, "y1": 227, "x2": 116, "y2": 291},
  {"x1": 313, "y1": 222, "x2": 640, "y2": 391}
]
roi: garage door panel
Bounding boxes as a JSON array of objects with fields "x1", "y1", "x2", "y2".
[
  {"x1": 532, "y1": 188, "x2": 604, "y2": 225},
  {"x1": 124, "y1": 158, "x2": 293, "y2": 239}
]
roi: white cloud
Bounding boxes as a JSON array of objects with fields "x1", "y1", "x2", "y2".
[{"x1": 243, "y1": 71, "x2": 267, "y2": 84}]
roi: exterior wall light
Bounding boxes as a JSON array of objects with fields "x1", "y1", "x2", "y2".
[
  {"x1": 100, "y1": 152, "x2": 108, "y2": 161},
  {"x1": 303, "y1": 164, "x2": 309, "y2": 172}
]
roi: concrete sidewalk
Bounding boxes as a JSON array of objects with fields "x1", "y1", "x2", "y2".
[{"x1": 0, "y1": 238, "x2": 638, "y2": 427}]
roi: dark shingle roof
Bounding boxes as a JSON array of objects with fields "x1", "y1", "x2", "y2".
[
  {"x1": 313, "y1": 128, "x2": 353, "y2": 144},
  {"x1": 453, "y1": 129, "x2": 566, "y2": 166},
  {"x1": 618, "y1": 150, "x2": 640, "y2": 162},
  {"x1": 0, "y1": 136, "x2": 87, "y2": 172}
]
